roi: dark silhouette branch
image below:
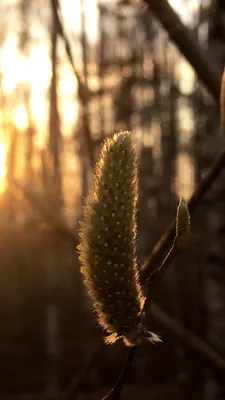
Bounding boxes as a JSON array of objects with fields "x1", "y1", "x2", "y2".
[
  {"x1": 102, "y1": 240, "x2": 182, "y2": 400},
  {"x1": 145, "y1": 0, "x2": 222, "y2": 101},
  {"x1": 140, "y1": 148, "x2": 225, "y2": 281},
  {"x1": 152, "y1": 302, "x2": 225, "y2": 371},
  {"x1": 102, "y1": 347, "x2": 137, "y2": 400},
  {"x1": 102, "y1": 243, "x2": 177, "y2": 400},
  {"x1": 50, "y1": 0, "x2": 87, "y2": 101},
  {"x1": 102, "y1": 295, "x2": 225, "y2": 400},
  {"x1": 50, "y1": 0, "x2": 95, "y2": 167},
  {"x1": 144, "y1": 243, "x2": 177, "y2": 313},
  {"x1": 49, "y1": 0, "x2": 62, "y2": 202}
]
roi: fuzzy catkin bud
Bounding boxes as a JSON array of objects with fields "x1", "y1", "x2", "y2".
[{"x1": 78, "y1": 131, "x2": 160, "y2": 346}]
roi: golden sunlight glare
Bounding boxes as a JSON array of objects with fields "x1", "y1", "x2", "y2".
[
  {"x1": 14, "y1": 106, "x2": 28, "y2": 131},
  {"x1": 0, "y1": 142, "x2": 7, "y2": 194},
  {"x1": 1, "y1": 0, "x2": 99, "y2": 142},
  {"x1": 168, "y1": 0, "x2": 201, "y2": 25}
]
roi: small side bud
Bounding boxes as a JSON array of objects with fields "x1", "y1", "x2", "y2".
[
  {"x1": 220, "y1": 68, "x2": 225, "y2": 137},
  {"x1": 175, "y1": 198, "x2": 190, "y2": 251}
]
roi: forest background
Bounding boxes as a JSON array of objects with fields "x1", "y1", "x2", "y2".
[{"x1": 1, "y1": 1, "x2": 225, "y2": 399}]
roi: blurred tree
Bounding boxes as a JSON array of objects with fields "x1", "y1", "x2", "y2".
[{"x1": 203, "y1": 1, "x2": 225, "y2": 399}]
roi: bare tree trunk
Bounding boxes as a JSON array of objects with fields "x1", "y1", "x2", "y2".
[
  {"x1": 24, "y1": 86, "x2": 35, "y2": 185},
  {"x1": 49, "y1": 0, "x2": 62, "y2": 203},
  {"x1": 98, "y1": 1, "x2": 106, "y2": 140},
  {"x1": 45, "y1": 2, "x2": 62, "y2": 398}
]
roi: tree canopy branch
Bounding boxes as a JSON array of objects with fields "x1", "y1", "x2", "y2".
[{"x1": 145, "y1": 0, "x2": 222, "y2": 101}]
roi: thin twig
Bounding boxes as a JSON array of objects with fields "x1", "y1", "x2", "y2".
[
  {"x1": 144, "y1": 243, "x2": 177, "y2": 313},
  {"x1": 102, "y1": 347, "x2": 137, "y2": 400},
  {"x1": 102, "y1": 243, "x2": 178, "y2": 400},
  {"x1": 221, "y1": 69, "x2": 225, "y2": 136},
  {"x1": 140, "y1": 148, "x2": 225, "y2": 282},
  {"x1": 145, "y1": 0, "x2": 222, "y2": 101},
  {"x1": 117, "y1": 268, "x2": 225, "y2": 381},
  {"x1": 151, "y1": 302, "x2": 225, "y2": 371},
  {"x1": 50, "y1": 0, "x2": 87, "y2": 101},
  {"x1": 51, "y1": 0, "x2": 95, "y2": 167},
  {"x1": 103, "y1": 242, "x2": 177, "y2": 400}
]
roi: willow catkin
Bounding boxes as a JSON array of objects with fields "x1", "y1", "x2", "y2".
[{"x1": 78, "y1": 131, "x2": 160, "y2": 346}]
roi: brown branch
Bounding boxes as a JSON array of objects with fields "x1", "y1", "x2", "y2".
[
  {"x1": 102, "y1": 242, "x2": 179, "y2": 400},
  {"x1": 144, "y1": 243, "x2": 177, "y2": 313},
  {"x1": 50, "y1": 0, "x2": 95, "y2": 167},
  {"x1": 102, "y1": 243, "x2": 177, "y2": 400},
  {"x1": 221, "y1": 69, "x2": 225, "y2": 136},
  {"x1": 140, "y1": 148, "x2": 225, "y2": 281},
  {"x1": 49, "y1": 0, "x2": 62, "y2": 199},
  {"x1": 107, "y1": 280, "x2": 225, "y2": 400},
  {"x1": 151, "y1": 302, "x2": 225, "y2": 371},
  {"x1": 102, "y1": 347, "x2": 137, "y2": 400},
  {"x1": 145, "y1": 0, "x2": 222, "y2": 101},
  {"x1": 50, "y1": 0, "x2": 87, "y2": 101}
]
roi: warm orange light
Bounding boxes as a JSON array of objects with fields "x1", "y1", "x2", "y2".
[
  {"x1": 0, "y1": 142, "x2": 7, "y2": 194},
  {"x1": 175, "y1": 152, "x2": 194, "y2": 199},
  {"x1": 14, "y1": 106, "x2": 28, "y2": 131},
  {"x1": 169, "y1": 0, "x2": 199, "y2": 13}
]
